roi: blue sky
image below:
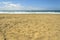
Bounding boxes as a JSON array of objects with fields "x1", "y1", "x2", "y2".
[{"x1": 0, "y1": 0, "x2": 60, "y2": 10}]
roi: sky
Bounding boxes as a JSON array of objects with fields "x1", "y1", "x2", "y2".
[{"x1": 0, "y1": 0, "x2": 60, "y2": 10}]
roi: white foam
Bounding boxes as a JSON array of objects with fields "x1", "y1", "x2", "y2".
[{"x1": 0, "y1": 12, "x2": 60, "y2": 14}]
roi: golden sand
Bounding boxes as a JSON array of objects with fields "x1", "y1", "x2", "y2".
[{"x1": 0, "y1": 14, "x2": 60, "y2": 40}]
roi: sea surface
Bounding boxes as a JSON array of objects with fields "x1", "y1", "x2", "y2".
[{"x1": 0, "y1": 10, "x2": 60, "y2": 14}]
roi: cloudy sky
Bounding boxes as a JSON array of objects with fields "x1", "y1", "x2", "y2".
[{"x1": 0, "y1": 0, "x2": 60, "y2": 10}]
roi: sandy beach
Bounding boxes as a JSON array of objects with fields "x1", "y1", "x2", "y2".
[{"x1": 0, "y1": 14, "x2": 60, "y2": 40}]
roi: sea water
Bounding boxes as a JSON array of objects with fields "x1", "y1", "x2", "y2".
[{"x1": 0, "y1": 10, "x2": 60, "y2": 14}]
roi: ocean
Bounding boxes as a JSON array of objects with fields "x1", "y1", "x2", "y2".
[{"x1": 0, "y1": 10, "x2": 60, "y2": 14}]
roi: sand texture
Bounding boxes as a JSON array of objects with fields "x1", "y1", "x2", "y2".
[{"x1": 0, "y1": 14, "x2": 60, "y2": 40}]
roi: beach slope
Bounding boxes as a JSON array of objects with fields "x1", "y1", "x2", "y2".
[{"x1": 0, "y1": 14, "x2": 60, "y2": 40}]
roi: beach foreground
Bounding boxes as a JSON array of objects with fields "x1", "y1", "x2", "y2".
[{"x1": 0, "y1": 14, "x2": 60, "y2": 40}]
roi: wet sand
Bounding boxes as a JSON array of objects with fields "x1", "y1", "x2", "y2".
[{"x1": 0, "y1": 14, "x2": 60, "y2": 40}]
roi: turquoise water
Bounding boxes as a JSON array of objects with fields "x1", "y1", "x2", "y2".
[
  {"x1": 0, "y1": 10, "x2": 60, "y2": 14},
  {"x1": 0, "y1": 10, "x2": 60, "y2": 12}
]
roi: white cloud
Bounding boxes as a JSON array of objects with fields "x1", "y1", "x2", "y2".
[
  {"x1": 25, "y1": 6, "x2": 46, "y2": 10},
  {"x1": 0, "y1": 2, "x2": 47, "y2": 10},
  {"x1": 0, "y1": 2, "x2": 23, "y2": 10}
]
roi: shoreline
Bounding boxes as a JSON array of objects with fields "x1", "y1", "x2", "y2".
[{"x1": 0, "y1": 12, "x2": 60, "y2": 14}]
